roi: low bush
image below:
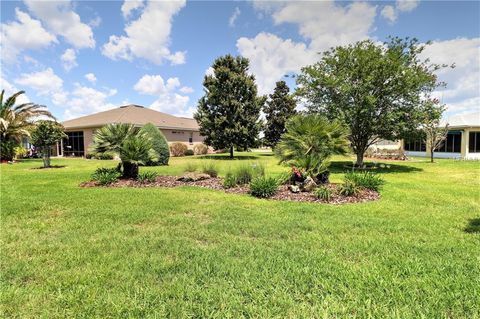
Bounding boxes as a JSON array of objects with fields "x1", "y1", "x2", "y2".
[
  {"x1": 202, "y1": 161, "x2": 218, "y2": 177},
  {"x1": 14, "y1": 146, "x2": 28, "y2": 159},
  {"x1": 91, "y1": 167, "x2": 121, "y2": 185},
  {"x1": 137, "y1": 171, "x2": 158, "y2": 183},
  {"x1": 344, "y1": 171, "x2": 384, "y2": 191},
  {"x1": 250, "y1": 176, "x2": 278, "y2": 198},
  {"x1": 184, "y1": 162, "x2": 197, "y2": 172},
  {"x1": 170, "y1": 142, "x2": 188, "y2": 157},
  {"x1": 314, "y1": 186, "x2": 332, "y2": 202},
  {"x1": 140, "y1": 123, "x2": 170, "y2": 165},
  {"x1": 235, "y1": 162, "x2": 265, "y2": 185},
  {"x1": 339, "y1": 180, "x2": 360, "y2": 196},
  {"x1": 0, "y1": 140, "x2": 17, "y2": 161},
  {"x1": 223, "y1": 171, "x2": 237, "y2": 188},
  {"x1": 185, "y1": 149, "x2": 194, "y2": 156},
  {"x1": 193, "y1": 143, "x2": 208, "y2": 155}
]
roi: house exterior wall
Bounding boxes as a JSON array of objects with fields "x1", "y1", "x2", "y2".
[{"x1": 61, "y1": 126, "x2": 204, "y2": 156}]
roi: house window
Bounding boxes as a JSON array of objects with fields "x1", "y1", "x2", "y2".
[
  {"x1": 436, "y1": 131, "x2": 461, "y2": 153},
  {"x1": 189, "y1": 132, "x2": 193, "y2": 144},
  {"x1": 404, "y1": 139, "x2": 426, "y2": 152},
  {"x1": 469, "y1": 132, "x2": 480, "y2": 153},
  {"x1": 63, "y1": 131, "x2": 84, "y2": 156}
]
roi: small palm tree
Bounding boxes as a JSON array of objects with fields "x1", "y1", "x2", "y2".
[
  {"x1": 0, "y1": 90, "x2": 54, "y2": 141},
  {"x1": 0, "y1": 90, "x2": 54, "y2": 160},
  {"x1": 90, "y1": 123, "x2": 158, "y2": 179},
  {"x1": 275, "y1": 114, "x2": 350, "y2": 182}
]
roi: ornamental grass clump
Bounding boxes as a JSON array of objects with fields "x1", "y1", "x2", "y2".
[
  {"x1": 339, "y1": 180, "x2": 361, "y2": 197},
  {"x1": 249, "y1": 176, "x2": 278, "y2": 198},
  {"x1": 314, "y1": 186, "x2": 332, "y2": 202},
  {"x1": 91, "y1": 167, "x2": 121, "y2": 186},
  {"x1": 137, "y1": 171, "x2": 158, "y2": 183},
  {"x1": 344, "y1": 171, "x2": 385, "y2": 191},
  {"x1": 202, "y1": 161, "x2": 218, "y2": 177}
]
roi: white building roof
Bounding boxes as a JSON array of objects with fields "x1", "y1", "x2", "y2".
[{"x1": 441, "y1": 111, "x2": 480, "y2": 128}]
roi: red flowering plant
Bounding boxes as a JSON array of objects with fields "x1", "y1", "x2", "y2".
[{"x1": 290, "y1": 166, "x2": 306, "y2": 184}]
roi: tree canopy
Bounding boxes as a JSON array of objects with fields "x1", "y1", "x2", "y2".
[
  {"x1": 194, "y1": 55, "x2": 263, "y2": 158},
  {"x1": 30, "y1": 120, "x2": 66, "y2": 168},
  {"x1": 296, "y1": 37, "x2": 449, "y2": 166},
  {"x1": 263, "y1": 81, "x2": 297, "y2": 148}
]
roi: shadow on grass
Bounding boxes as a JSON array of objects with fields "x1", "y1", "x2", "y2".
[
  {"x1": 196, "y1": 154, "x2": 259, "y2": 161},
  {"x1": 31, "y1": 165, "x2": 67, "y2": 170},
  {"x1": 464, "y1": 218, "x2": 480, "y2": 233},
  {"x1": 329, "y1": 161, "x2": 423, "y2": 174}
]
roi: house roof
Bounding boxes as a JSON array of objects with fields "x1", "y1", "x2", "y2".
[
  {"x1": 62, "y1": 104, "x2": 199, "y2": 130},
  {"x1": 441, "y1": 110, "x2": 480, "y2": 128}
]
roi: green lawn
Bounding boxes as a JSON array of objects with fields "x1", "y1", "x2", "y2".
[{"x1": 1, "y1": 153, "x2": 479, "y2": 318}]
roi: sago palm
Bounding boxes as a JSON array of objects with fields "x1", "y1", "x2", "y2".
[
  {"x1": 90, "y1": 123, "x2": 158, "y2": 179},
  {"x1": 0, "y1": 90, "x2": 54, "y2": 142},
  {"x1": 275, "y1": 114, "x2": 350, "y2": 181}
]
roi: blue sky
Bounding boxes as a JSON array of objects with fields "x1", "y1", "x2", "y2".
[{"x1": 1, "y1": 0, "x2": 479, "y2": 120}]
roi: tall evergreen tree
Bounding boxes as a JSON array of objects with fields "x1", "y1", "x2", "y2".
[
  {"x1": 194, "y1": 55, "x2": 264, "y2": 158},
  {"x1": 263, "y1": 81, "x2": 297, "y2": 147}
]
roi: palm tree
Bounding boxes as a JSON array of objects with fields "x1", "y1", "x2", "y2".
[
  {"x1": 90, "y1": 123, "x2": 158, "y2": 179},
  {"x1": 275, "y1": 114, "x2": 350, "y2": 182},
  {"x1": 0, "y1": 90, "x2": 54, "y2": 160}
]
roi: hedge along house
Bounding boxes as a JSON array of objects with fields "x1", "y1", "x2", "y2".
[
  {"x1": 59, "y1": 105, "x2": 204, "y2": 157},
  {"x1": 403, "y1": 111, "x2": 480, "y2": 160}
]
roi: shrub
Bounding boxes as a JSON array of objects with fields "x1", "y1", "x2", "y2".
[
  {"x1": 185, "y1": 149, "x2": 194, "y2": 156},
  {"x1": 184, "y1": 162, "x2": 197, "y2": 172},
  {"x1": 170, "y1": 142, "x2": 188, "y2": 157},
  {"x1": 0, "y1": 140, "x2": 17, "y2": 161},
  {"x1": 223, "y1": 171, "x2": 237, "y2": 188},
  {"x1": 314, "y1": 186, "x2": 332, "y2": 202},
  {"x1": 344, "y1": 171, "x2": 384, "y2": 191},
  {"x1": 96, "y1": 152, "x2": 115, "y2": 160},
  {"x1": 137, "y1": 171, "x2": 158, "y2": 183},
  {"x1": 140, "y1": 123, "x2": 170, "y2": 165},
  {"x1": 339, "y1": 180, "x2": 360, "y2": 196},
  {"x1": 249, "y1": 176, "x2": 278, "y2": 198},
  {"x1": 91, "y1": 167, "x2": 121, "y2": 185},
  {"x1": 234, "y1": 162, "x2": 265, "y2": 185},
  {"x1": 14, "y1": 146, "x2": 28, "y2": 159},
  {"x1": 202, "y1": 161, "x2": 218, "y2": 177},
  {"x1": 193, "y1": 143, "x2": 208, "y2": 155}
]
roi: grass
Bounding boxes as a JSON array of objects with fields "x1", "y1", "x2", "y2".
[{"x1": 1, "y1": 152, "x2": 479, "y2": 318}]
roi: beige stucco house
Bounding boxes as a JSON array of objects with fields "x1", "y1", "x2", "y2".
[
  {"x1": 372, "y1": 111, "x2": 480, "y2": 160},
  {"x1": 58, "y1": 104, "x2": 204, "y2": 157}
]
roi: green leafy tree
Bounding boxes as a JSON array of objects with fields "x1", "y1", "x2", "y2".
[
  {"x1": 0, "y1": 90, "x2": 53, "y2": 160},
  {"x1": 90, "y1": 123, "x2": 158, "y2": 179},
  {"x1": 275, "y1": 114, "x2": 350, "y2": 182},
  {"x1": 194, "y1": 54, "x2": 264, "y2": 158},
  {"x1": 139, "y1": 123, "x2": 170, "y2": 165},
  {"x1": 263, "y1": 81, "x2": 297, "y2": 147},
  {"x1": 296, "y1": 37, "x2": 450, "y2": 166},
  {"x1": 30, "y1": 121, "x2": 66, "y2": 168}
]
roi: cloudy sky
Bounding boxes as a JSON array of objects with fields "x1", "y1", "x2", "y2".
[{"x1": 1, "y1": 0, "x2": 479, "y2": 120}]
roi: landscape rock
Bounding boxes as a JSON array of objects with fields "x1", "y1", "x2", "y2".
[
  {"x1": 288, "y1": 185, "x2": 301, "y2": 193},
  {"x1": 302, "y1": 176, "x2": 317, "y2": 192},
  {"x1": 177, "y1": 173, "x2": 211, "y2": 182}
]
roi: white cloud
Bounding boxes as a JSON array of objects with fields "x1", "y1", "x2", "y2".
[
  {"x1": 85, "y1": 73, "x2": 97, "y2": 84},
  {"x1": 121, "y1": 0, "x2": 144, "y2": 19},
  {"x1": 237, "y1": 32, "x2": 316, "y2": 95},
  {"x1": 61, "y1": 48, "x2": 77, "y2": 71},
  {"x1": 15, "y1": 68, "x2": 63, "y2": 96},
  {"x1": 420, "y1": 38, "x2": 480, "y2": 115},
  {"x1": 102, "y1": 0, "x2": 186, "y2": 65},
  {"x1": 205, "y1": 67, "x2": 215, "y2": 77},
  {"x1": 133, "y1": 74, "x2": 192, "y2": 116},
  {"x1": 242, "y1": 1, "x2": 376, "y2": 94},
  {"x1": 229, "y1": 7, "x2": 241, "y2": 27},
  {"x1": 63, "y1": 85, "x2": 117, "y2": 119},
  {"x1": 89, "y1": 16, "x2": 102, "y2": 28},
  {"x1": 24, "y1": 0, "x2": 95, "y2": 49},
  {"x1": 381, "y1": 5, "x2": 397, "y2": 23},
  {"x1": 396, "y1": 0, "x2": 419, "y2": 12},
  {"x1": 1, "y1": 75, "x2": 30, "y2": 104},
  {"x1": 179, "y1": 86, "x2": 194, "y2": 94},
  {"x1": 1, "y1": 8, "x2": 57, "y2": 62}
]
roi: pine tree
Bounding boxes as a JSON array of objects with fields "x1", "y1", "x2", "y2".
[
  {"x1": 263, "y1": 81, "x2": 297, "y2": 148},
  {"x1": 194, "y1": 55, "x2": 264, "y2": 158}
]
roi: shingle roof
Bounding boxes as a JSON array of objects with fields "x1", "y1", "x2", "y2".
[
  {"x1": 441, "y1": 111, "x2": 480, "y2": 128},
  {"x1": 62, "y1": 105, "x2": 199, "y2": 130}
]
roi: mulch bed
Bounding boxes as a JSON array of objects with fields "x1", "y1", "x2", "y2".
[{"x1": 80, "y1": 175, "x2": 379, "y2": 205}]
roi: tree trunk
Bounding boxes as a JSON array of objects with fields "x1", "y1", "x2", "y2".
[
  {"x1": 42, "y1": 147, "x2": 51, "y2": 168},
  {"x1": 122, "y1": 162, "x2": 139, "y2": 179},
  {"x1": 430, "y1": 147, "x2": 434, "y2": 163},
  {"x1": 355, "y1": 151, "x2": 364, "y2": 168},
  {"x1": 229, "y1": 146, "x2": 234, "y2": 159}
]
